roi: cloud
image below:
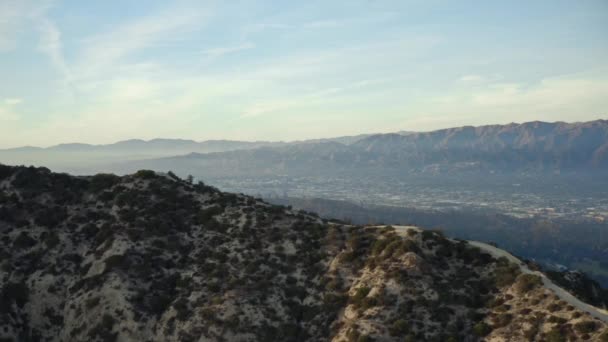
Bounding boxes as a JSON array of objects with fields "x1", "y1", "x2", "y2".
[
  {"x1": 200, "y1": 42, "x2": 255, "y2": 58},
  {"x1": 73, "y1": 7, "x2": 208, "y2": 81},
  {"x1": 421, "y1": 75, "x2": 608, "y2": 126},
  {"x1": 4, "y1": 98, "x2": 22, "y2": 105},
  {"x1": 459, "y1": 74, "x2": 484, "y2": 83},
  {"x1": 38, "y1": 17, "x2": 73, "y2": 86},
  {"x1": 0, "y1": 98, "x2": 22, "y2": 121},
  {"x1": 303, "y1": 20, "x2": 341, "y2": 29},
  {"x1": 0, "y1": 0, "x2": 52, "y2": 51}
]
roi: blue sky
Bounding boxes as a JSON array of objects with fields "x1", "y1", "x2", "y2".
[{"x1": 0, "y1": 0, "x2": 607, "y2": 147}]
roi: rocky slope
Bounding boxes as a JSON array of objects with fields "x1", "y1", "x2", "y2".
[{"x1": 1, "y1": 165, "x2": 607, "y2": 341}]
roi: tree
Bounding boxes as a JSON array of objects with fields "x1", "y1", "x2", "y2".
[{"x1": 186, "y1": 175, "x2": 194, "y2": 184}]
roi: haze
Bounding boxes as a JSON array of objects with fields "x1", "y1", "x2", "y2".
[{"x1": 1, "y1": 0, "x2": 607, "y2": 148}]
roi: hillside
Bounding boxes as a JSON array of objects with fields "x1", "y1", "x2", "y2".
[
  {"x1": 268, "y1": 196, "x2": 608, "y2": 288},
  {"x1": 1, "y1": 165, "x2": 607, "y2": 341}
]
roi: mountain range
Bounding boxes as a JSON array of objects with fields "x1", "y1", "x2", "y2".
[
  {"x1": 1, "y1": 120, "x2": 606, "y2": 179},
  {"x1": 73, "y1": 120, "x2": 604, "y2": 185}
]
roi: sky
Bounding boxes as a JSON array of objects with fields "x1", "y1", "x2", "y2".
[{"x1": 0, "y1": 0, "x2": 607, "y2": 147}]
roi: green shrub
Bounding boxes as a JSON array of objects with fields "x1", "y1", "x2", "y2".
[
  {"x1": 86, "y1": 297, "x2": 101, "y2": 309},
  {"x1": 89, "y1": 174, "x2": 120, "y2": 192},
  {"x1": 472, "y1": 321, "x2": 492, "y2": 337},
  {"x1": 514, "y1": 274, "x2": 542, "y2": 294},
  {"x1": 198, "y1": 206, "x2": 223, "y2": 224},
  {"x1": 389, "y1": 319, "x2": 409, "y2": 336},
  {"x1": 134, "y1": 170, "x2": 156, "y2": 179},
  {"x1": 545, "y1": 328, "x2": 566, "y2": 342},
  {"x1": 494, "y1": 263, "x2": 521, "y2": 288},
  {"x1": 574, "y1": 321, "x2": 597, "y2": 334},
  {"x1": 351, "y1": 286, "x2": 371, "y2": 304},
  {"x1": 493, "y1": 313, "x2": 512, "y2": 327}
]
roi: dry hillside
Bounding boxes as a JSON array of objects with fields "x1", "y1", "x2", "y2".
[{"x1": 0, "y1": 165, "x2": 606, "y2": 341}]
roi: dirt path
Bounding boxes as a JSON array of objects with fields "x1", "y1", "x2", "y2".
[
  {"x1": 378, "y1": 225, "x2": 608, "y2": 323},
  {"x1": 468, "y1": 240, "x2": 608, "y2": 323}
]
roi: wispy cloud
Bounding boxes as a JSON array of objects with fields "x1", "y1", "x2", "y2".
[
  {"x1": 38, "y1": 17, "x2": 72, "y2": 85},
  {"x1": 0, "y1": 97, "x2": 22, "y2": 121},
  {"x1": 303, "y1": 20, "x2": 341, "y2": 29},
  {"x1": 0, "y1": 0, "x2": 52, "y2": 51},
  {"x1": 4, "y1": 98, "x2": 22, "y2": 105},
  {"x1": 201, "y1": 42, "x2": 255, "y2": 59},
  {"x1": 459, "y1": 74, "x2": 484, "y2": 83},
  {"x1": 73, "y1": 7, "x2": 208, "y2": 81},
  {"x1": 426, "y1": 74, "x2": 608, "y2": 125}
]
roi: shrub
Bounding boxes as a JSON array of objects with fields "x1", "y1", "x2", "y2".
[
  {"x1": 574, "y1": 321, "x2": 597, "y2": 334},
  {"x1": 13, "y1": 232, "x2": 37, "y2": 249},
  {"x1": 351, "y1": 287, "x2": 371, "y2": 304},
  {"x1": 198, "y1": 206, "x2": 223, "y2": 224},
  {"x1": 514, "y1": 274, "x2": 542, "y2": 294},
  {"x1": 86, "y1": 297, "x2": 101, "y2": 309},
  {"x1": 357, "y1": 335, "x2": 374, "y2": 342},
  {"x1": 472, "y1": 322, "x2": 492, "y2": 337},
  {"x1": 0, "y1": 164, "x2": 13, "y2": 180},
  {"x1": 89, "y1": 174, "x2": 120, "y2": 192},
  {"x1": 34, "y1": 206, "x2": 68, "y2": 228},
  {"x1": 494, "y1": 263, "x2": 521, "y2": 288},
  {"x1": 524, "y1": 326, "x2": 538, "y2": 340},
  {"x1": 134, "y1": 170, "x2": 156, "y2": 179},
  {"x1": 173, "y1": 298, "x2": 191, "y2": 321},
  {"x1": 547, "y1": 303, "x2": 562, "y2": 312},
  {"x1": 1, "y1": 281, "x2": 29, "y2": 308},
  {"x1": 598, "y1": 329, "x2": 608, "y2": 342},
  {"x1": 545, "y1": 328, "x2": 566, "y2": 342},
  {"x1": 421, "y1": 230, "x2": 436, "y2": 241},
  {"x1": 493, "y1": 313, "x2": 512, "y2": 327},
  {"x1": 547, "y1": 316, "x2": 567, "y2": 324},
  {"x1": 323, "y1": 293, "x2": 348, "y2": 311},
  {"x1": 104, "y1": 254, "x2": 125, "y2": 271},
  {"x1": 43, "y1": 232, "x2": 60, "y2": 249},
  {"x1": 389, "y1": 319, "x2": 409, "y2": 336}
]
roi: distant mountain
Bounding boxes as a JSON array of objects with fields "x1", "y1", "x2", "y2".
[
  {"x1": 1, "y1": 120, "x2": 606, "y2": 180},
  {"x1": 5, "y1": 138, "x2": 276, "y2": 154},
  {"x1": 0, "y1": 134, "x2": 378, "y2": 175},
  {"x1": 110, "y1": 120, "x2": 608, "y2": 179},
  {"x1": 1, "y1": 164, "x2": 606, "y2": 341},
  {"x1": 352, "y1": 120, "x2": 608, "y2": 172},
  {"x1": 1, "y1": 133, "x2": 377, "y2": 155}
]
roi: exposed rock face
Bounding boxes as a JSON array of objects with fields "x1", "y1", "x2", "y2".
[{"x1": 0, "y1": 165, "x2": 606, "y2": 341}]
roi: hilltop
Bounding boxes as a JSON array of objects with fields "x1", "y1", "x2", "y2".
[{"x1": 0, "y1": 165, "x2": 607, "y2": 341}]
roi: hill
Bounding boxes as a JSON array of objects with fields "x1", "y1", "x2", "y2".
[
  {"x1": 0, "y1": 165, "x2": 607, "y2": 341},
  {"x1": 267, "y1": 196, "x2": 608, "y2": 288}
]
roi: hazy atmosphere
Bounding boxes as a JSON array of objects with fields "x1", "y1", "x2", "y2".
[
  {"x1": 1, "y1": 0, "x2": 607, "y2": 147},
  {"x1": 2, "y1": 2, "x2": 608, "y2": 341}
]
